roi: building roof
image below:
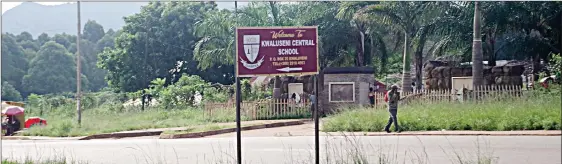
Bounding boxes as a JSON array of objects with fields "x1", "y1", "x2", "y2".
[{"x1": 322, "y1": 67, "x2": 375, "y2": 74}]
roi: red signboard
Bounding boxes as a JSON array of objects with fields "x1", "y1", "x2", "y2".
[{"x1": 236, "y1": 26, "x2": 319, "y2": 77}]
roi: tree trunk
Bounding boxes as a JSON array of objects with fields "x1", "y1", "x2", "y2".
[
  {"x1": 401, "y1": 33, "x2": 413, "y2": 92},
  {"x1": 486, "y1": 27, "x2": 497, "y2": 67},
  {"x1": 357, "y1": 31, "x2": 365, "y2": 66},
  {"x1": 414, "y1": 28, "x2": 429, "y2": 91},
  {"x1": 472, "y1": 2, "x2": 484, "y2": 87},
  {"x1": 273, "y1": 76, "x2": 282, "y2": 98},
  {"x1": 270, "y1": 1, "x2": 282, "y2": 99}
]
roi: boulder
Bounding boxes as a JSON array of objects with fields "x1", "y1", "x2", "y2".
[
  {"x1": 424, "y1": 60, "x2": 448, "y2": 71},
  {"x1": 492, "y1": 66, "x2": 503, "y2": 76},
  {"x1": 442, "y1": 67, "x2": 452, "y2": 78},
  {"x1": 424, "y1": 71, "x2": 432, "y2": 79},
  {"x1": 432, "y1": 67, "x2": 446, "y2": 78},
  {"x1": 437, "y1": 78, "x2": 447, "y2": 89},
  {"x1": 443, "y1": 77, "x2": 452, "y2": 89},
  {"x1": 450, "y1": 67, "x2": 463, "y2": 77},
  {"x1": 427, "y1": 78, "x2": 439, "y2": 90},
  {"x1": 503, "y1": 65, "x2": 525, "y2": 76},
  {"x1": 462, "y1": 67, "x2": 472, "y2": 76}
]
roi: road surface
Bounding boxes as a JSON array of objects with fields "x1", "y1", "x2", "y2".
[{"x1": 2, "y1": 136, "x2": 561, "y2": 164}]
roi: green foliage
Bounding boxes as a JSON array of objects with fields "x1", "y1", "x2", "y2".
[
  {"x1": 98, "y1": 2, "x2": 217, "y2": 92},
  {"x1": 202, "y1": 86, "x2": 229, "y2": 103},
  {"x1": 22, "y1": 41, "x2": 81, "y2": 95},
  {"x1": 146, "y1": 77, "x2": 166, "y2": 97},
  {"x1": 1, "y1": 1, "x2": 561, "y2": 108},
  {"x1": 1, "y1": 34, "x2": 28, "y2": 94},
  {"x1": 324, "y1": 95, "x2": 561, "y2": 132},
  {"x1": 549, "y1": 53, "x2": 561, "y2": 76},
  {"x1": 159, "y1": 74, "x2": 210, "y2": 108},
  {"x1": 1, "y1": 81, "x2": 22, "y2": 101},
  {"x1": 51, "y1": 34, "x2": 74, "y2": 50},
  {"x1": 37, "y1": 33, "x2": 50, "y2": 46},
  {"x1": 83, "y1": 20, "x2": 105, "y2": 43}
]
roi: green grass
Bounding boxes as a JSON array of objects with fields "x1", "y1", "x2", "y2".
[
  {"x1": 1, "y1": 156, "x2": 87, "y2": 164},
  {"x1": 323, "y1": 94, "x2": 561, "y2": 132},
  {"x1": 20, "y1": 104, "x2": 248, "y2": 137}
]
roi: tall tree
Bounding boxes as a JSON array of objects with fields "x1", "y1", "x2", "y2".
[
  {"x1": 193, "y1": 2, "x2": 291, "y2": 87},
  {"x1": 22, "y1": 41, "x2": 87, "y2": 94},
  {"x1": 358, "y1": 2, "x2": 440, "y2": 91},
  {"x1": 99, "y1": 2, "x2": 216, "y2": 92},
  {"x1": 1, "y1": 81, "x2": 22, "y2": 101},
  {"x1": 1, "y1": 34, "x2": 28, "y2": 94},
  {"x1": 83, "y1": 20, "x2": 106, "y2": 43},
  {"x1": 336, "y1": 2, "x2": 380, "y2": 66},
  {"x1": 37, "y1": 33, "x2": 51, "y2": 46},
  {"x1": 16, "y1": 32, "x2": 33, "y2": 43},
  {"x1": 472, "y1": 2, "x2": 484, "y2": 87}
]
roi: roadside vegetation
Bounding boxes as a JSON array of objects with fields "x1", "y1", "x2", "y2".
[
  {"x1": 323, "y1": 87, "x2": 561, "y2": 132},
  {"x1": 2, "y1": 2, "x2": 560, "y2": 138},
  {"x1": 19, "y1": 76, "x2": 278, "y2": 137}
]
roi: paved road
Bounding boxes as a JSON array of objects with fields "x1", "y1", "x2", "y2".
[{"x1": 2, "y1": 136, "x2": 560, "y2": 164}]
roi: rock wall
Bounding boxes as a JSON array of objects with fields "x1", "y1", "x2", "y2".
[{"x1": 423, "y1": 61, "x2": 524, "y2": 90}]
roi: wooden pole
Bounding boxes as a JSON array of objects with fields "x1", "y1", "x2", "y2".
[{"x1": 76, "y1": 1, "x2": 82, "y2": 125}]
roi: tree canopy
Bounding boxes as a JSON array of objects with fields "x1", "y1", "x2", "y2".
[{"x1": 1, "y1": 1, "x2": 560, "y2": 99}]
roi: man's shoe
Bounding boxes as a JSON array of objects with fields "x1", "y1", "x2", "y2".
[{"x1": 384, "y1": 129, "x2": 391, "y2": 133}]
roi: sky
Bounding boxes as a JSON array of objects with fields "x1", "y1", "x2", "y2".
[
  {"x1": 2, "y1": 2, "x2": 71, "y2": 14},
  {"x1": 1, "y1": 2, "x2": 246, "y2": 14}
]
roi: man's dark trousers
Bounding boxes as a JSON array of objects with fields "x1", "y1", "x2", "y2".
[{"x1": 384, "y1": 108, "x2": 399, "y2": 132}]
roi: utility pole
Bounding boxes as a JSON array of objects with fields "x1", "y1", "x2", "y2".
[
  {"x1": 76, "y1": 1, "x2": 82, "y2": 125},
  {"x1": 142, "y1": 17, "x2": 148, "y2": 111},
  {"x1": 234, "y1": 2, "x2": 242, "y2": 164}
]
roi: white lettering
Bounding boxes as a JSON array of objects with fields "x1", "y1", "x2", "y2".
[
  {"x1": 261, "y1": 40, "x2": 292, "y2": 47},
  {"x1": 278, "y1": 49, "x2": 299, "y2": 55},
  {"x1": 292, "y1": 40, "x2": 316, "y2": 46}
]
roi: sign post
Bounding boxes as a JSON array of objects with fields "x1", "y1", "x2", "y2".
[{"x1": 235, "y1": 26, "x2": 320, "y2": 163}]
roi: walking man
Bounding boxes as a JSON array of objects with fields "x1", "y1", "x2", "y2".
[{"x1": 384, "y1": 85, "x2": 401, "y2": 133}]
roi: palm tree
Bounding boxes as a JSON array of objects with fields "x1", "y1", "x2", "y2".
[
  {"x1": 193, "y1": 2, "x2": 288, "y2": 98},
  {"x1": 357, "y1": 2, "x2": 457, "y2": 91},
  {"x1": 472, "y1": 2, "x2": 484, "y2": 87},
  {"x1": 193, "y1": 10, "x2": 237, "y2": 70},
  {"x1": 336, "y1": 2, "x2": 378, "y2": 66},
  {"x1": 356, "y1": 2, "x2": 423, "y2": 92}
]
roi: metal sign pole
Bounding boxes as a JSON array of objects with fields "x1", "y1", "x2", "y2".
[
  {"x1": 314, "y1": 74, "x2": 319, "y2": 164},
  {"x1": 235, "y1": 77, "x2": 241, "y2": 164},
  {"x1": 234, "y1": 2, "x2": 242, "y2": 164}
]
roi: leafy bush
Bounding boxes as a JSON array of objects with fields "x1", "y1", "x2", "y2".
[
  {"x1": 1, "y1": 81, "x2": 22, "y2": 101},
  {"x1": 159, "y1": 74, "x2": 210, "y2": 108}
]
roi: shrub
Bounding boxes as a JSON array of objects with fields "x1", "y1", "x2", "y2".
[{"x1": 323, "y1": 94, "x2": 561, "y2": 132}]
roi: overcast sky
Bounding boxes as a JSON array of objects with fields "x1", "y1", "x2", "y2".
[
  {"x1": 1, "y1": 2, "x2": 248, "y2": 14},
  {"x1": 2, "y1": 2, "x2": 67, "y2": 14}
]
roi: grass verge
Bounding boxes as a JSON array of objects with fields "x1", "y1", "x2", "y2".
[
  {"x1": 323, "y1": 94, "x2": 561, "y2": 132},
  {"x1": 2, "y1": 157, "x2": 87, "y2": 164},
  {"x1": 20, "y1": 105, "x2": 249, "y2": 137}
]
